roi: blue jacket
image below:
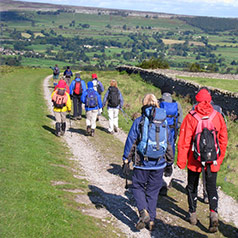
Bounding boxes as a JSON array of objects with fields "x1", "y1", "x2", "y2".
[
  {"x1": 103, "y1": 87, "x2": 123, "y2": 109},
  {"x1": 81, "y1": 82, "x2": 103, "y2": 112},
  {"x1": 64, "y1": 69, "x2": 73, "y2": 77},
  {"x1": 123, "y1": 106, "x2": 173, "y2": 170},
  {"x1": 69, "y1": 77, "x2": 86, "y2": 95}
]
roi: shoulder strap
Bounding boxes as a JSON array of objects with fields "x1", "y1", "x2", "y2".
[
  {"x1": 208, "y1": 110, "x2": 217, "y2": 121},
  {"x1": 190, "y1": 110, "x2": 201, "y2": 122}
]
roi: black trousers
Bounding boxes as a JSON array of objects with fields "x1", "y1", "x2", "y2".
[
  {"x1": 187, "y1": 169, "x2": 218, "y2": 213},
  {"x1": 73, "y1": 95, "x2": 82, "y2": 117}
]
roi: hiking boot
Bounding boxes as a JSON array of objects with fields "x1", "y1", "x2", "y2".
[
  {"x1": 55, "y1": 123, "x2": 61, "y2": 137},
  {"x1": 209, "y1": 211, "x2": 219, "y2": 233},
  {"x1": 203, "y1": 194, "x2": 209, "y2": 204},
  {"x1": 114, "y1": 125, "x2": 118, "y2": 133},
  {"x1": 189, "y1": 212, "x2": 197, "y2": 225},
  {"x1": 91, "y1": 129, "x2": 95, "y2": 137},
  {"x1": 159, "y1": 186, "x2": 168, "y2": 196},
  {"x1": 96, "y1": 116, "x2": 99, "y2": 122},
  {"x1": 86, "y1": 126, "x2": 91, "y2": 136},
  {"x1": 108, "y1": 130, "x2": 114, "y2": 134},
  {"x1": 147, "y1": 221, "x2": 155, "y2": 231},
  {"x1": 61, "y1": 122, "x2": 66, "y2": 136},
  {"x1": 136, "y1": 209, "x2": 150, "y2": 230},
  {"x1": 77, "y1": 115, "x2": 82, "y2": 120}
]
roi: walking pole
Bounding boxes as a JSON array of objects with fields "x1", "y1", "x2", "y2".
[
  {"x1": 120, "y1": 108, "x2": 132, "y2": 124},
  {"x1": 69, "y1": 111, "x2": 72, "y2": 137}
]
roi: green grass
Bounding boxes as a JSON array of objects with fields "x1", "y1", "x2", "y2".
[
  {"x1": 0, "y1": 66, "x2": 120, "y2": 238},
  {"x1": 176, "y1": 75, "x2": 238, "y2": 92}
]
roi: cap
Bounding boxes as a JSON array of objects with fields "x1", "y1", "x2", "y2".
[
  {"x1": 92, "y1": 73, "x2": 97, "y2": 79},
  {"x1": 195, "y1": 88, "x2": 212, "y2": 103}
]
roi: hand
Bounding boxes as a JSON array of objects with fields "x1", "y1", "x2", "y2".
[
  {"x1": 122, "y1": 160, "x2": 130, "y2": 176},
  {"x1": 164, "y1": 165, "x2": 173, "y2": 177},
  {"x1": 68, "y1": 110, "x2": 71, "y2": 113}
]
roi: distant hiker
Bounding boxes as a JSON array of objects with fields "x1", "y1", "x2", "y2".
[
  {"x1": 158, "y1": 84, "x2": 183, "y2": 195},
  {"x1": 54, "y1": 77, "x2": 70, "y2": 94},
  {"x1": 81, "y1": 81, "x2": 103, "y2": 136},
  {"x1": 193, "y1": 87, "x2": 226, "y2": 204},
  {"x1": 51, "y1": 80, "x2": 71, "y2": 136},
  {"x1": 177, "y1": 88, "x2": 228, "y2": 233},
  {"x1": 63, "y1": 66, "x2": 73, "y2": 86},
  {"x1": 91, "y1": 73, "x2": 104, "y2": 121},
  {"x1": 103, "y1": 80, "x2": 123, "y2": 134},
  {"x1": 122, "y1": 94, "x2": 173, "y2": 231},
  {"x1": 69, "y1": 73, "x2": 86, "y2": 120},
  {"x1": 50, "y1": 64, "x2": 60, "y2": 87}
]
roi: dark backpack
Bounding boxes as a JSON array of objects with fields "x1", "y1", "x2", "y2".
[
  {"x1": 65, "y1": 70, "x2": 72, "y2": 78},
  {"x1": 86, "y1": 89, "x2": 98, "y2": 108},
  {"x1": 53, "y1": 67, "x2": 59, "y2": 76},
  {"x1": 73, "y1": 80, "x2": 82, "y2": 95},
  {"x1": 52, "y1": 89, "x2": 67, "y2": 108},
  {"x1": 190, "y1": 110, "x2": 220, "y2": 164},
  {"x1": 137, "y1": 107, "x2": 168, "y2": 159},
  {"x1": 108, "y1": 86, "x2": 120, "y2": 108}
]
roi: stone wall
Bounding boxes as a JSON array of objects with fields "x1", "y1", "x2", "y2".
[{"x1": 116, "y1": 66, "x2": 238, "y2": 118}]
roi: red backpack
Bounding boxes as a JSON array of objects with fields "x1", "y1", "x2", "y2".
[
  {"x1": 190, "y1": 109, "x2": 220, "y2": 165},
  {"x1": 74, "y1": 80, "x2": 82, "y2": 95},
  {"x1": 52, "y1": 89, "x2": 68, "y2": 108}
]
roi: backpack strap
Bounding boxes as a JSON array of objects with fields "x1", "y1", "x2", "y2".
[{"x1": 189, "y1": 110, "x2": 201, "y2": 122}]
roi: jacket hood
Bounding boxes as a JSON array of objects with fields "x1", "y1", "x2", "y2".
[
  {"x1": 195, "y1": 101, "x2": 214, "y2": 116},
  {"x1": 87, "y1": 81, "x2": 94, "y2": 89},
  {"x1": 57, "y1": 79, "x2": 66, "y2": 89}
]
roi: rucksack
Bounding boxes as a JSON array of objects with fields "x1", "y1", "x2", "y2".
[
  {"x1": 53, "y1": 67, "x2": 59, "y2": 76},
  {"x1": 92, "y1": 79, "x2": 102, "y2": 94},
  {"x1": 160, "y1": 100, "x2": 178, "y2": 143},
  {"x1": 65, "y1": 70, "x2": 71, "y2": 78},
  {"x1": 52, "y1": 89, "x2": 67, "y2": 108},
  {"x1": 190, "y1": 110, "x2": 220, "y2": 164},
  {"x1": 86, "y1": 89, "x2": 98, "y2": 108},
  {"x1": 73, "y1": 80, "x2": 82, "y2": 95},
  {"x1": 108, "y1": 86, "x2": 120, "y2": 108},
  {"x1": 137, "y1": 107, "x2": 168, "y2": 159}
]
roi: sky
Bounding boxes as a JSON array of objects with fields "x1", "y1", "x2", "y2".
[{"x1": 19, "y1": 0, "x2": 238, "y2": 18}]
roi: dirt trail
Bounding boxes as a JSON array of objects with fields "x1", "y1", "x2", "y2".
[{"x1": 43, "y1": 75, "x2": 238, "y2": 237}]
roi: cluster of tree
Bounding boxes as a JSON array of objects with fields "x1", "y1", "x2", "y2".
[
  {"x1": 179, "y1": 16, "x2": 238, "y2": 32},
  {"x1": 0, "y1": 56, "x2": 21, "y2": 66},
  {"x1": 0, "y1": 11, "x2": 29, "y2": 21},
  {"x1": 36, "y1": 9, "x2": 75, "y2": 15},
  {"x1": 137, "y1": 57, "x2": 169, "y2": 69}
]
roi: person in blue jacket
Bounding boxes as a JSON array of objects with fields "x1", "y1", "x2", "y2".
[
  {"x1": 69, "y1": 73, "x2": 86, "y2": 120},
  {"x1": 122, "y1": 94, "x2": 173, "y2": 231},
  {"x1": 63, "y1": 66, "x2": 73, "y2": 86},
  {"x1": 81, "y1": 81, "x2": 103, "y2": 137}
]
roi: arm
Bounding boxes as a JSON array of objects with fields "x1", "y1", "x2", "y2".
[
  {"x1": 69, "y1": 80, "x2": 75, "y2": 95},
  {"x1": 81, "y1": 91, "x2": 86, "y2": 104},
  {"x1": 81, "y1": 80, "x2": 87, "y2": 92},
  {"x1": 119, "y1": 90, "x2": 124, "y2": 108},
  {"x1": 66, "y1": 93, "x2": 71, "y2": 111},
  {"x1": 103, "y1": 90, "x2": 109, "y2": 107},
  {"x1": 97, "y1": 93, "x2": 103, "y2": 109},
  {"x1": 177, "y1": 102, "x2": 183, "y2": 128},
  {"x1": 98, "y1": 81, "x2": 104, "y2": 92}
]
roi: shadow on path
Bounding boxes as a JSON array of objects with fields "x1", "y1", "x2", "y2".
[{"x1": 42, "y1": 125, "x2": 55, "y2": 135}]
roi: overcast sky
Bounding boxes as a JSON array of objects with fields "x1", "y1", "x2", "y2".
[{"x1": 19, "y1": 0, "x2": 238, "y2": 18}]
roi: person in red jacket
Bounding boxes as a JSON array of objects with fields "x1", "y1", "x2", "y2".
[{"x1": 177, "y1": 88, "x2": 228, "y2": 233}]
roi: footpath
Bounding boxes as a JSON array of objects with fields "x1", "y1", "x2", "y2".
[{"x1": 44, "y1": 75, "x2": 238, "y2": 238}]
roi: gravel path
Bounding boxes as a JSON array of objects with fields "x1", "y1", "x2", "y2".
[{"x1": 43, "y1": 75, "x2": 238, "y2": 237}]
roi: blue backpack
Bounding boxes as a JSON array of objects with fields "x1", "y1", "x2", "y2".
[
  {"x1": 137, "y1": 107, "x2": 168, "y2": 159},
  {"x1": 86, "y1": 89, "x2": 98, "y2": 108}
]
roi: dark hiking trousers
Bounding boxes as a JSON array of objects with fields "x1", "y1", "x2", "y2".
[
  {"x1": 73, "y1": 95, "x2": 82, "y2": 118},
  {"x1": 132, "y1": 168, "x2": 164, "y2": 221},
  {"x1": 187, "y1": 169, "x2": 218, "y2": 213}
]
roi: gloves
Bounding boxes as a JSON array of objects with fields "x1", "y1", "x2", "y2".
[
  {"x1": 164, "y1": 165, "x2": 173, "y2": 177},
  {"x1": 122, "y1": 159, "x2": 130, "y2": 176}
]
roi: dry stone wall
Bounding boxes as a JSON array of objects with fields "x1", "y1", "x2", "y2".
[{"x1": 116, "y1": 66, "x2": 238, "y2": 118}]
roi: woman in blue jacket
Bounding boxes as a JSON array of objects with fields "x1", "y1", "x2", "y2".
[
  {"x1": 122, "y1": 94, "x2": 173, "y2": 231},
  {"x1": 81, "y1": 81, "x2": 102, "y2": 137}
]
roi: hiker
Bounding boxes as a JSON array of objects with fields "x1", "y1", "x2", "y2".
[
  {"x1": 63, "y1": 66, "x2": 73, "y2": 86},
  {"x1": 81, "y1": 81, "x2": 103, "y2": 137},
  {"x1": 54, "y1": 77, "x2": 70, "y2": 94},
  {"x1": 177, "y1": 88, "x2": 228, "y2": 233},
  {"x1": 103, "y1": 80, "x2": 123, "y2": 134},
  {"x1": 193, "y1": 87, "x2": 226, "y2": 204},
  {"x1": 51, "y1": 80, "x2": 71, "y2": 136},
  {"x1": 122, "y1": 94, "x2": 173, "y2": 231},
  {"x1": 50, "y1": 64, "x2": 60, "y2": 87},
  {"x1": 158, "y1": 84, "x2": 183, "y2": 195},
  {"x1": 69, "y1": 73, "x2": 86, "y2": 120},
  {"x1": 92, "y1": 73, "x2": 104, "y2": 121}
]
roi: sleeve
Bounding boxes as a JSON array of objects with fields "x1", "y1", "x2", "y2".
[
  {"x1": 177, "y1": 114, "x2": 195, "y2": 169},
  {"x1": 63, "y1": 70, "x2": 66, "y2": 76},
  {"x1": 103, "y1": 90, "x2": 109, "y2": 107},
  {"x1": 98, "y1": 81, "x2": 104, "y2": 92},
  {"x1": 69, "y1": 80, "x2": 75, "y2": 95},
  {"x1": 165, "y1": 129, "x2": 174, "y2": 165},
  {"x1": 51, "y1": 91, "x2": 55, "y2": 99},
  {"x1": 97, "y1": 93, "x2": 103, "y2": 109},
  {"x1": 81, "y1": 80, "x2": 87, "y2": 92},
  {"x1": 66, "y1": 93, "x2": 71, "y2": 111},
  {"x1": 216, "y1": 114, "x2": 228, "y2": 166},
  {"x1": 177, "y1": 102, "x2": 183, "y2": 128},
  {"x1": 81, "y1": 91, "x2": 86, "y2": 104},
  {"x1": 119, "y1": 90, "x2": 124, "y2": 108},
  {"x1": 122, "y1": 118, "x2": 140, "y2": 161}
]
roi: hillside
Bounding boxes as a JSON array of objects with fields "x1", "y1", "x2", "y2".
[{"x1": 1, "y1": 0, "x2": 238, "y2": 74}]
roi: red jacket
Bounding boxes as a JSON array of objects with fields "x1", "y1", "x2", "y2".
[{"x1": 177, "y1": 101, "x2": 228, "y2": 172}]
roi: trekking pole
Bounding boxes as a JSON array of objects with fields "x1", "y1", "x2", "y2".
[
  {"x1": 69, "y1": 111, "x2": 72, "y2": 137},
  {"x1": 120, "y1": 108, "x2": 132, "y2": 124}
]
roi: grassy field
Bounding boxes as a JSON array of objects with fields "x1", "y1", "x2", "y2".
[{"x1": 0, "y1": 66, "x2": 120, "y2": 238}]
